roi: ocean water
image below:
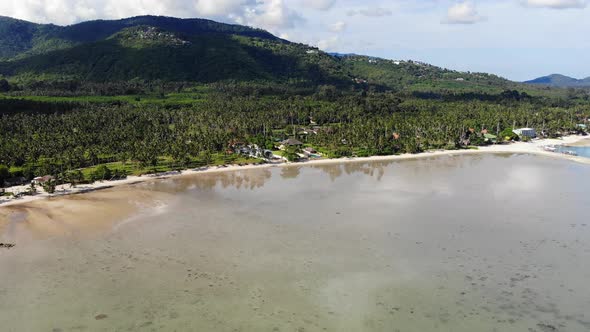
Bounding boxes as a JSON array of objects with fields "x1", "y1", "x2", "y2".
[
  {"x1": 1, "y1": 154, "x2": 589, "y2": 332},
  {"x1": 556, "y1": 145, "x2": 590, "y2": 158}
]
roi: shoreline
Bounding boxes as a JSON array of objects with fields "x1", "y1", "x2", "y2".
[{"x1": 1, "y1": 135, "x2": 589, "y2": 208}]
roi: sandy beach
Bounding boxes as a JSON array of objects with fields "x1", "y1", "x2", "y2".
[
  {"x1": 1, "y1": 134, "x2": 589, "y2": 209},
  {"x1": 567, "y1": 137, "x2": 590, "y2": 147},
  {"x1": 0, "y1": 186, "x2": 174, "y2": 241}
]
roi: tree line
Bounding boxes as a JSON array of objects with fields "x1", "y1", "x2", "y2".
[{"x1": 0, "y1": 88, "x2": 588, "y2": 185}]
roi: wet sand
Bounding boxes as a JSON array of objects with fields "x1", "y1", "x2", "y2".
[
  {"x1": 1, "y1": 154, "x2": 590, "y2": 331},
  {"x1": 0, "y1": 186, "x2": 173, "y2": 243},
  {"x1": 568, "y1": 137, "x2": 590, "y2": 147}
]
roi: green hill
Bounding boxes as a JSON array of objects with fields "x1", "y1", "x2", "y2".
[
  {"x1": 338, "y1": 55, "x2": 512, "y2": 92},
  {"x1": 0, "y1": 16, "x2": 349, "y2": 86},
  {"x1": 0, "y1": 15, "x2": 278, "y2": 59},
  {"x1": 525, "y1": 74, "x2": 590, "y2": 88},
  {"x1": 0, "y1": 32, "x2": 345, "y2": 85},
  {"x1": 0, "y1": 15, "x2": 543, "y2": 93}
]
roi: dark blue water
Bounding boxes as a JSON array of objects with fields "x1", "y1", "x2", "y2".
[{"x1": 556, "y1": 145, "x2": 590, "y2": 158}]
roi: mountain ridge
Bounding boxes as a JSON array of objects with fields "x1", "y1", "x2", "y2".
[
  {"x1": 0, "y1": 15, "x2": 516, "y2": 92},
  {"x1": 0, "y1": 15, "x2": 279, "y2": 60},
  {"x1": 525, "y1": 74, "x2": 590, "y2": 87}
]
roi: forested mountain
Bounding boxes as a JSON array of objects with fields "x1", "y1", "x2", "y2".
[
  {"x1": 0, "y1": 15, "x2": 517, "y2": 91},
  {"x1": 0, "y1": 15, "x2": 277, "y2": 59},
  {"x1": 0, "y1": 26, "x2": 344, "y2": 84},
  {"x1": 525, "y1": 74, "x2": 590, "y2": 88},
  {"x1": 339, "y1": 55, "x2": 510, "y2": 92}
]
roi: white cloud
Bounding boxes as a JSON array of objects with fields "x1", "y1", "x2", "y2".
[
  {"x1": 0, "y1": 0, "x2": 302, "y2": 32},
  {"x1": 443, "y1": 1, "x2": 486, "y2": 24},
  {"x1": 194, "y1": 0, "x2": 253, "y2": 16},
  {"x1": 0, "y1": 0, "x2": 80, "y2": 25},
  {"x1": 347, "y1": 7, "x2": 393, "y2": 17},
  {"x1": 317, "y1": 35, "x2": 340, "y2": 50},
  {"x1": 522, "y1": 0, "x2": 587, "y2": 9},
  {"x1": 238, "y1": 0, "x2": 303, "y2": 31},
  {"x1": 328, "y1": 21, "x2": 347, "y2": 32},
  {"x1": 302, "y1": 0, "x2": 336, "y2": 11},
  {"x1": 0, "y1": 0, "x2": 180, "y2": 24}
]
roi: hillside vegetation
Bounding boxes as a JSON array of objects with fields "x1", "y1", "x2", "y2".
[
  {"x1": 0, "y1": 15, "x2": 276, "y2": 59},
  {"x1": 525, "y1": 74, "x2": 590, "y2": 88},
  {"x1": 0, "y1": 15, "x2": 565, "y2": 95}
]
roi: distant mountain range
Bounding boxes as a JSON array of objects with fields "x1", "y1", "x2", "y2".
[
  {"x1": 0, "y1": 15, "x2": 511, "y2": 91},
  {"x1": 525, "y1": 74, "x2": 590, "y2": 88}
]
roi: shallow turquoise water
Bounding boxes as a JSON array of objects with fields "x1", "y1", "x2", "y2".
[
  {"x1": 1, "y1": 154, "x2": 590, "y2": 331},
  {"x1": 556, "y1": 145, "x2": 590, "y2": 158}
]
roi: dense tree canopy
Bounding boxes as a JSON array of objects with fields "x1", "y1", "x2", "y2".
[{"x1": 1, "y1": 83, "x2": 588, "y2": 185}]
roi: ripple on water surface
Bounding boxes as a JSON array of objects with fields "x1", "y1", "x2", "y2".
[{"x1": 0, "y1": 154, "x2": 589, "y2": 332}]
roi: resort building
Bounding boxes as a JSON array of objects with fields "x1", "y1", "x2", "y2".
[
  {"x1": 280, "y1": 138, "x2": 303, "y2": 148},
  {"x1": 32, "y1": 175, "x2": 55, "y2": 185},
  {"x1": 513, "y1": 128, "x2": 536, "y2": 139}
]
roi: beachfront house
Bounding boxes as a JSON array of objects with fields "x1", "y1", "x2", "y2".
[
  {"x1": 32, "y1": 175, "x2": 55, "y2": 185},
  {"x1": 279, "y1": 138, "x2": 303, "y2": 150},
  {"x1": 230, "y1": 143, "x2": 275, "y2": 161},
  {"x1": 513, "y1": 128, "x2": 536, "y2": 139}
]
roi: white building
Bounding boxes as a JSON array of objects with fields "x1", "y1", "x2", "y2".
[{"x1": 513, "y1": 128, "x2": 536, "y2": 138}]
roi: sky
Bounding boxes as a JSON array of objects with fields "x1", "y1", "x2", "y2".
[{"x1": 0, "y1": 0, "x2": 588, "y2": 81}]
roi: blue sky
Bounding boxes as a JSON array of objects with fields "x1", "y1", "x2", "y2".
[{"x1": 0, "y1": 0, "x2": 588, "y2": 81}]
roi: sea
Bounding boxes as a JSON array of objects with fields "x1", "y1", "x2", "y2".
[
  {"x1": 1, "y1": 153, "x2": 589, "y2": 332},
  {"x1": 556, "y1": 144, "x2": 590, "y2": 158}
]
